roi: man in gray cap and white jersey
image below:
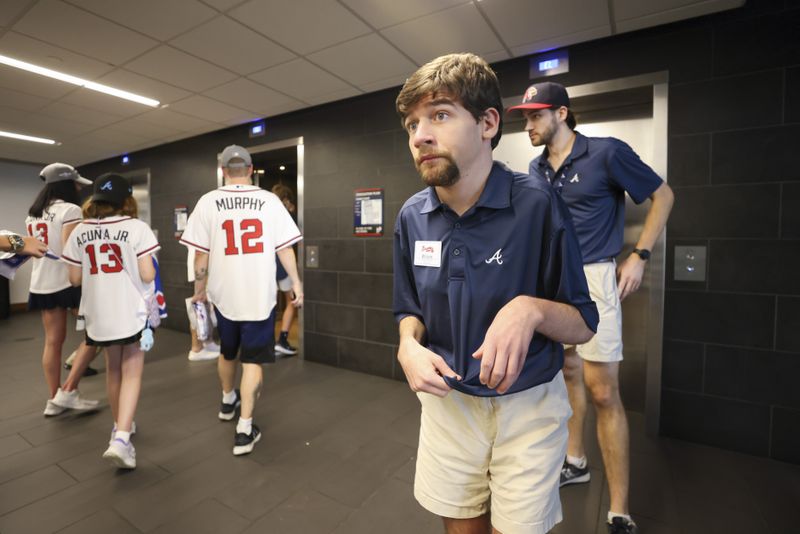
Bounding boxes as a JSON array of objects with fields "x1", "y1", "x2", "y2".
[{"x1": 181, "y1": 145, "x2": 303, "y2": 455}]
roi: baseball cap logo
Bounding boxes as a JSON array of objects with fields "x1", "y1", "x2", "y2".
[
  {"x1": 101, "y1": 181, "x2": 113, "y2": 191},
  {"x1": 524, "y1": 86, "x2": 538, "y2": 103}
]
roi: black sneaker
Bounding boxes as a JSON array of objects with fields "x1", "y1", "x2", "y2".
[
  {"x1": 64, "y1": 363, "x2": 99, "y2": 377},
  {"x1": 274, "y1": 333, "x2": 297, "y2": 356},
  {"x1": 233, "y1": 424, "x2": 261, "y2": 456},
  {"x1": 218, "y1": 389, "x2": 240, "y2": 421},
  {"x1": 607, "y1": 517, "x2": 638, "y2": 534},
  {"x1": 559, "y1": 459, "x2": 591, "y2": 487}
]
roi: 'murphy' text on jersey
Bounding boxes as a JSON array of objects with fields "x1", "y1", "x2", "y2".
[
  {"x1": 75, "y1": 227, "x2": 129, "y2": 246},
  {"x1": 215, "y1": 197, "x2": 266, "y2": 211}
]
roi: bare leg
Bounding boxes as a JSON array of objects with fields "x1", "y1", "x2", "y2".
[
  {"x1": 442, "y1": 515, "x2": 492, "y2": 534},
  {"x1": 218, "y1": 357, "x2": 236, "y2": 395},
  {"x1": 280, "y1": 290, "x2": 295, "y2": 333},
  {"x1": 61, "y1": 342, "x2": 97, "y2": 391},
  {"x1": 190, "y1": 326, "x2": 203, "y2": 353},
  {"x1": 41, "y1": 308, "x2": 67, "y2": 398},
  {"x1": 562, "y1": 347, "x2": 587, "y2": 459},
  {"x1": 115, "y1": 344, "x2": 144, "y2": 433},
  {"x1": 239, "y1": 363, "x2": 262, "y2": 420},
  {"x1": 584, "y1": 361, "x2": 630, "y2": 515},
  {"x1": 105, "y1": 345, "x2": 123, "y2": 425}
]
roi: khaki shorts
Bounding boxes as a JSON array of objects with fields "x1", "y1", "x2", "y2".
[
  {"x1": 414, "y1": 373, "x2": 571, "y2": 534},
  {"x1": 566, "y1": 261, "x2": 623, "y2": 363}
]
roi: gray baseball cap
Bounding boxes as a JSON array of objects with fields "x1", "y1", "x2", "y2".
[
  {"x1": 40, "y1": 162, "x2": 91, "y2": 185},
  {"x1": 220, "y1": 145, "x2": 252, "y2": 168}
]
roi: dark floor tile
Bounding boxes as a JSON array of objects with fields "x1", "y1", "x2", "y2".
[
  {"x1": 56, "y1": 509, "x2": 140, "y2": 534},
  {"x1": 0, "y1": 459, "x2": 169, "y2": 534},
  {"x1": 0, "y1": 465, "x2": 75, "y2": 516},
  {"x1": 113, "y1": 455, "x2": 260, "y2": 532},
  {"x1": 332, "y1": 477, "x2": 440, "y2": 534},
  {"x1": 150, "y1": 498, "x2": 251, "y2": 534},
  {"x1": 0, "y1": 434, "x2": 32, "y2": 459},
  {"x1": 312, "y1": 437, "x2": 415, "y2": 508},
  {"x1": 241, "y1": 487, "x2": 353, "y2": 534}
]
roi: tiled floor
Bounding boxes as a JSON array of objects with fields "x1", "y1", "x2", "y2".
[{"x1": 1, "y1": 312, "x2": 798, "y2": 534}]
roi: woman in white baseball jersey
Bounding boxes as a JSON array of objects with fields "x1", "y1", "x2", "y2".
[
  {"x1": 26, "y1": 163, "x2": 99, "y2": 417},
  {"x1": 62, "y1": 174, "x2": 159, "y2": 470}
]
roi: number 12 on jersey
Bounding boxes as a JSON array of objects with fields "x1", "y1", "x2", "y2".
[{"x1": 222, "y1": 219, "x2": 264, "y2": 255}]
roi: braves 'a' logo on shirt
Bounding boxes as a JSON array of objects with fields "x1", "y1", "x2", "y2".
[{"x1": 485, "y1": 248, "x2": 504, "y2": 265}]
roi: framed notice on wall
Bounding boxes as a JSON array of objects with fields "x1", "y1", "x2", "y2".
[
  {"x1": 174, "y1": 205, "x2": 188, "y2": 238},
  {"x1": 353, "y1": 188, "x2": 384, "y2": 237}
]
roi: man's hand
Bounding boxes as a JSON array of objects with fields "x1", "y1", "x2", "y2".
[
  {"x1": 616, "y1": 254, "x2": 646, "y2": 301},
  {"x1": 291, "y1": 281, "x2": 304, "y2": 308},
  {"x1": 473, "y1": 296, "x2": 542, "y2": 394},
  {"x1": 398, "y1": 337, "x2": 460, "y2": 397},
  {"x1": 22, "y1": 236, "x2": 47, "y2": 258},
  {"x1": 191, "y1": 290, "x2": 207, "y2": 303}
]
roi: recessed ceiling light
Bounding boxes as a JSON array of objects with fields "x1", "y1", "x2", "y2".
[
  {"x1": 0, "y1": 129, "x2": 57, "y2": 145},
  {"x1": 0, "y1": 53, "x2": 160, "y2": 107},
  {"x1": 279, "y1": 165, "x2": 286, "y2": 171}
]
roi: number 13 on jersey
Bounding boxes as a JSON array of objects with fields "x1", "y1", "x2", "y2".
[{"x1": 222, "y1": 219, "x2": 264, "y2": 255}]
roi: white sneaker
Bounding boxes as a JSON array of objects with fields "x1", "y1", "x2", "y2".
[
  {"x1": 204, "y1": 341, "x2": 220, "y2": 353},
  {"x1": 43, "y1": 399, "x2": 67, "y2": 417},
  {"x1": 109, "y1": 421, "x2": 137, "y2": 443},
  {"x1": 188, "y1": 347, "x2": 219, "y2": 362},
  {"x1": 103, "y1": 438, "x2": 136, "y2": 469},
  {"x1": 51, "y1": 388, "x2": 100, "y2": 411}
]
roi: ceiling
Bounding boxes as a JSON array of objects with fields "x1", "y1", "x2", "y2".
[{"x1": 0, "y1": 0, "x2": 744, "y2": 166}]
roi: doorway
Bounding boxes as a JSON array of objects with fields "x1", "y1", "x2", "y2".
[
  {"x1": 222, "y1": 137, "x2": 305, "y2": 357},
  {"x1": 495, "y1": 73, "x2": 668, "y2": 434}
]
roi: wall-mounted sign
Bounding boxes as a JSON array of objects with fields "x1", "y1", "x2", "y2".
[
  {"x1": 174, "y1": 205, "x2": 188, "y2": 238},
  {"x1": 529, "y1": 49, "x2": 569, "y2": 78},
  {"x1": 353, "y1": 188, "x2": 383, "y2": 237}
]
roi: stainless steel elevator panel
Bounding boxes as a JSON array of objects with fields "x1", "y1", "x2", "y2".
[{"x1": 496, "y1": 73, "x2": 668, "y2": 433}]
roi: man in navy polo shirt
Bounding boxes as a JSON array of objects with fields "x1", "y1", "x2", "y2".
[
  {"x1": 508, "y1": 82, "x2": 674, "y2": 534},
  {"x1": 394, "y1": 53, "x2": 599, "y2": 534}
]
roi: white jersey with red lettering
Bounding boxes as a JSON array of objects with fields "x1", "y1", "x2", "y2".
[
  {"x1": 25, "y1": 200, "x2": 82, "y2": 294},
  {"x1": 180, "y1": 184, "x2": 302, "y2": 321},
  {"x1": 61, "y1": 216, "x2": 160, "y2": 342}
]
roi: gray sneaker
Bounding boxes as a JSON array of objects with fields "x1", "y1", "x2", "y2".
[
  {"x1": 103, "y1": 438, "x2": 136, "y2": 469},
  {"x1": 559, "y1": 459, "x2": 591, "y2": 487}
]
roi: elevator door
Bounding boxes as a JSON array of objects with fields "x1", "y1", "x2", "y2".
[{"x1": 494, "y1": 97, "x2": 661, "y2": 415}]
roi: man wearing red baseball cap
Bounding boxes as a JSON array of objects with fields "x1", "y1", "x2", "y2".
[{"x1": 509, "y1": 81, "x2": 675, "y2": 534}]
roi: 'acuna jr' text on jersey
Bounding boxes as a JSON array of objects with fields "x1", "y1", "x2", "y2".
[{"x1": 62, "y1": 216, "x2": 159, "y2": 342}]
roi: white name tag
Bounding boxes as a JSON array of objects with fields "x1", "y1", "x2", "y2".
[{"x1": 414, "y1": 241, "x2": 442, "y2": 268}]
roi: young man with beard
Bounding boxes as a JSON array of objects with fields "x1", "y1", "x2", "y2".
[
  {"x1": 508, "y1": 82, "x2": 674, "y2": 534},
  {"x1": 393, "y1": 53, "x2": 599, "y2": 534}
]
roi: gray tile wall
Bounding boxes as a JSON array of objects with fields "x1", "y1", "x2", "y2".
[{"x1": 78, "y1": 0, "x2": 800, "y2": 463}]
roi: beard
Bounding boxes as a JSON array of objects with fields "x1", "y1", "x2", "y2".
[
  {"x1": 415, "y1": 152, "x2": 460, "y2": 187},
  {"x1": 529, "y1": 114, "x2": 559, "y2": 147}
]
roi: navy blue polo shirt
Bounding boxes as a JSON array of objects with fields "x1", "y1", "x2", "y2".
[
  {"x1": 393, "y1": 162, "x2": 599, "y2": 397},
  {"x1": 529, "y1": 132, "x2": 663, "y2": 264}
]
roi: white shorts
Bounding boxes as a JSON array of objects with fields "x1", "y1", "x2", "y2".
[
  {"x1": 569, "y1": 261, "x2": 623, "y2": 363},
  {"x1": 277, "y1": 276, "x2": 292, "y2": 292},
  {"x1": 414, "y1": 373, "x2": 571, "y2": 534}
]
